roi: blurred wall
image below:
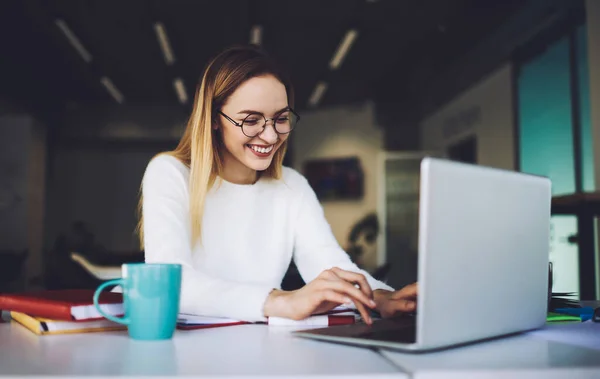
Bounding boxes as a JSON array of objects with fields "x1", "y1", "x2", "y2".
[
  {"x1": 46, "y1": 145, "x2": 164, "y2": 253},
  {"x1": 420, "y1": 63, "x2": 516, "y2": 171},
  {"x1": 0, "y1": 97, "x2": 22, "y2": 115},
  {"x1": 45, "y1": 105, "x2": 182, "y2": 253},
  {"x1": 60, "y1": 104, "x2": 187, "y2": 141},
  {"x1": 0, "y1": 115, "x2": 46, "y2": 287},
  {"x1": 375, "y1": 100, "x2": 420, "y2": 151},
  {"x1": 0, "y1": 117, "x2": 30, "y2": 250},
  {"x1": 292, "y1": 101, "x2": 382, "y2": 270}
]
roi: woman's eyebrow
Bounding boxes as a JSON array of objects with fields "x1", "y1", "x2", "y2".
[{"x1": 236, "y1": 106, "x2": 290, "y2": 115}]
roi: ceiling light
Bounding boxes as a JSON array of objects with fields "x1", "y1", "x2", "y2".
[
  {"x1": 55, "y1": 19, "x2": 92, "y2": 63},
  {"x1": 100, "y1": 77, "x2": 124, "y2": 104},
  {"x1": 173, "y1": 78, "x2": 188, "y2": 104},
  {"x1": 308, "y1": 81, "x2": 328, "y2": 107},
  {"x1": 250, "y1": 25, "x2": 263, "y2": 46},
  {"x1": 154, "y1": 22, "x2": 176, "y2": 65},
  {"x1": 329, "y1": 29, "x2": 359, "y2": 70}
]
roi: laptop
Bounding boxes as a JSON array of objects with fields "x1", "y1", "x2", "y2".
[{"x1": 295, "y1": 157, "x2": 552, "y2": 352}]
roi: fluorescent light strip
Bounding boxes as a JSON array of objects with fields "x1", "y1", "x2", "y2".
[
  {"x1": 154, "y1": 22, "x2": 176, "y2": 65},
  {"x1": 308, "y1": 81, "x2": 328, "y2": 107},
  {"x1": 250, "y1": 25, "x2": 263, "y2": 46},
  {"x1": 173, "y1": 78, "x2": 188, "y2": 104},
  {"x1": 55, "y1": 19, "x2": 92, "y2": 63},
  {"x1": 100, "y1": 77, "x2": 124, "y2": 104},
  {"x1": 329, "y1": 29, "x2": 359, "y2": 70}
]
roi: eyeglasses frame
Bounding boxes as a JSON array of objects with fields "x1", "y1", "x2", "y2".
[{"x1": 218, "y1": 107, "x2": 300, "y2": 138}]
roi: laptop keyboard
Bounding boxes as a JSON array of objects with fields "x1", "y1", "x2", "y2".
[
  {"x1": 353, "y1": 315, "x2": 416, "y2": 343},
  {"x1": 300, "y1": 314, "x2": 417, "y2": 344}
]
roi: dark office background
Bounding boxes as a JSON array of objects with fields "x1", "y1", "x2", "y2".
[{"x1": 0, "y1": 0, "x2": 598, "y2": 300}]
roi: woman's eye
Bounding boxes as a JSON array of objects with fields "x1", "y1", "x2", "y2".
[{"x1": 244, "y1": 119, "x2": 260, "y2": 126}]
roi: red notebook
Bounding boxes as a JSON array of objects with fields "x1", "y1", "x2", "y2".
[{"x1": 0, "y1": 289, "x2": 123, "y2": 321}]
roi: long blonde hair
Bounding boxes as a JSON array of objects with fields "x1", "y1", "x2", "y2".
[{"x1": 137, "y1": 45, "x2": 294, "y2": 249}]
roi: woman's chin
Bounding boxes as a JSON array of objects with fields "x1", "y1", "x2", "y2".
[
  {"x1": 246, "y1": 158, "x2": 273, "y2": 172},
  {"x1": 243, "y1": 147, "x2": 276, "y2": 171}
]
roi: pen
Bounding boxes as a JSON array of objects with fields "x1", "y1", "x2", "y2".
[{"x1": 268, "y1": 315, "x2": 355, "y2": 326}]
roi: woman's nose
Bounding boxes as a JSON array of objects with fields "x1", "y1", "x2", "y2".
[{"x1": 258, "y1": 121, "x2": 279, "y2": 143}]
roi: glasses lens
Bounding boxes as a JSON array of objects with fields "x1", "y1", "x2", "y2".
[
  {"x1": 241, "y1": 110, "x2": 299, "y2": 136},
  {"x1": 242, "y1": 114, "x2": 265, "y2": 137},
  {"x1": 274, "y1": 110, "x2": 298, "y2": 134}
]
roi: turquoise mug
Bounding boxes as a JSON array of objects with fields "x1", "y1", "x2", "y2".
[{"x1": 93, "y1": 263, "x2": 182, "y2": 340}]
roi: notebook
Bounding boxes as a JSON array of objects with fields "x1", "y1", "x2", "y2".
[
  {"x1": 0, "y1": 289, "x2": 123, "y2": 321},
  {"x1": 10, "y1": 311, "x2": 126, "y2": 335},
  {"x1": 176, "y1": 314, "x2": 249, "y2": 330},
  {"x1": 177, "y1": 306, "x2": 357, "y2": 330}
]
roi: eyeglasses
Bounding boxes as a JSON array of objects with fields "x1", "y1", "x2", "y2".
[{"x1": 218, "y1": 108, "x2": 300, "y2": 138}]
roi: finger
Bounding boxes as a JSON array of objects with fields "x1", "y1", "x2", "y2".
[
  {"x1": 324, "y1": 279, "x2": 377, "y2": 309},
  {"x1": 318, "y1": 290, "x2": 372, "y2": 325},
  {"x1": 329, "y1": 267, "x2": 373, "y2": 299},
  {"x1": 352, "y1": 296, "x2": 373, "y2": 325},
  {"x1": 390, "y1": 282, "x2": 418, "y2": 300},
  {"x1": 392, "y1": 299, "x2": 417, "y2": 313},
  {"x1": 319, "y1": 290, "x2": 354, "y2": 306},
  {"x1": 318, "y1": 269, "x2": 338, "y2": 280}
]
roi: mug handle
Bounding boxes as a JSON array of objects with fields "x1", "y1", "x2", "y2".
[{"x1": 93, "y1": 279, "x2": 130, "y2": 325}]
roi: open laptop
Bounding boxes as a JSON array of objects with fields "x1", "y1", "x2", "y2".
[{"x1": 295, "y1": 157, "x2": 551, "y2": 352}]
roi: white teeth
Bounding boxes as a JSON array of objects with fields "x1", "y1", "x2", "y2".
[{"x1": 249, "y1": 145, "x2": 273, "y2": 154}]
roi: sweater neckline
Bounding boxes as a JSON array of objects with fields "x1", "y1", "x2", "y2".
[{"x1": 216, "y1": 176, "x2": 262, "y2": 189}]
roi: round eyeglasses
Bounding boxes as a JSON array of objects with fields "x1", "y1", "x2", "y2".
[{"x1": 218, "y1": 108, "x2": 300, "y2": 138}]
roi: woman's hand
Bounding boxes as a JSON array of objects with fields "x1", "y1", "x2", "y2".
[
  {"x1": 373, "y1": 282, "x2": 418, "y2": 318},
  {"x1": 263, "y1": 267, "x2": 377, "y2": 324}
]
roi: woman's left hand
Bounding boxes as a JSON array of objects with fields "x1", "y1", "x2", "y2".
[{"x1": 373, "y1": 282, "x2": 418, "y2": 318}]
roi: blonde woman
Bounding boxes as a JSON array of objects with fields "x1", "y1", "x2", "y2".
[{"x1": 139, "y1": 45, "x2": 417, "y2": 324}]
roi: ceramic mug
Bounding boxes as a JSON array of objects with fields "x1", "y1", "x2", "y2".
[{"x1": 93, "y1": 263, "x2": 182, "y2": 340}]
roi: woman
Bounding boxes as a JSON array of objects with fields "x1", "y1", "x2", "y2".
[{"x1": 138, "y1": 45, "x2": 417, "y2": 324}]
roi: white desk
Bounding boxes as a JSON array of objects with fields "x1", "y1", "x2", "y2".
[
  {"x1": 379, "y1": 321, "x2": 600, "y2": 379},
  {"x1": 1, "y1": 320, "x2": 600, "y2": 378},
  {"x1": 0, "y1": 322, "x2": 404, "y2": 378}
]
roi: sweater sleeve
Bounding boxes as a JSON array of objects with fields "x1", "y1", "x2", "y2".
[
  {"x1": 142, "y1": 156, "x2": 274, "y2": 322},
  {"x1": 291, "y1": 173, "x2": 394, "y2": 292}
]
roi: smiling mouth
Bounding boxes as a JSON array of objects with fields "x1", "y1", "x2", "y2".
[{"x1": 247, "y1": 144, "x2": 274, "y2": 154}]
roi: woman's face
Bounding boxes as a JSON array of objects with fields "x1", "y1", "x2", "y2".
[{"x1": 217, "y1": 75, "x2": 290, "y2": 180}]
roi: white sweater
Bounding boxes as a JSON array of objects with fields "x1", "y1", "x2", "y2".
[{"x1": 141, "y1": 155, "x2": 393, "y2": 322}]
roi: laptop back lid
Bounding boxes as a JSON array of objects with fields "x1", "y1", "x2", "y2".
[{"x1": 416, "y1": 158, "x2": 551, "y2": 350}]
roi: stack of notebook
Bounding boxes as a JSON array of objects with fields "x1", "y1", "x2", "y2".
[
  {"x1": 0, "y1": 289, "x2": 126, "y2": 335},
  {"x1": 1, "y1": 289, "x2": 360, "y2": 335}
]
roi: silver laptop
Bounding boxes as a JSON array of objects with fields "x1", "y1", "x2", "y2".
[{"x1": 295, "y1": 157, "x2": 551, "y2": 352}]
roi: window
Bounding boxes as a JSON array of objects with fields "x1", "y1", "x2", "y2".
[{"x1": 516, "y1": 19, "x2": 593, "y2": 299}]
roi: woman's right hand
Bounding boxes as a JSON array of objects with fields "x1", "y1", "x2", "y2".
[{"x1": 263, "y1": 267, "x2": 377, "y2": 324}]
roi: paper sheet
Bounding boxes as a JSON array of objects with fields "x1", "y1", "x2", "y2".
[{"x1": 177, "y1": 314, "x2": 242, "y2": 325}]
